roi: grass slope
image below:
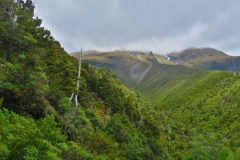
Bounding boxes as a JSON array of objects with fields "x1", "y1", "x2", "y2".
[{"x1": 133, "y1": 63, "x2": 199, "y2": 103}]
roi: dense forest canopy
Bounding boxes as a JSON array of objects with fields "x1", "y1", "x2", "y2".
[
  {"x1": 1, "y1": 1, "x2": 240, "y2": 160},
  {"x1": 0, "y1": 1, "x2": 168, "y2": 159}
]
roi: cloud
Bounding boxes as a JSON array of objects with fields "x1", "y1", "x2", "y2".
[
  {"x1": 121, "y1": 22, "x2": 207, "y2": 54},
  {"x1": 35, "y1": 0, "x2": 240, "y2": 56}
]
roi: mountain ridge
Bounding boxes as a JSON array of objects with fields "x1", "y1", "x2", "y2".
[
  {"x1": 73, "y1": 47, "x2": 240, "y2": 72},
  {"x1": 71, "y1": 50, "x2": 199, "y2": 103},
  {"x1": 168, "y1": 47, "x2": 240, "y2": 70}
]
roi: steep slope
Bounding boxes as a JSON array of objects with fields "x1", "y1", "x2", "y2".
[
  {"x1": 5, "y1": 1, "x2": 240, "y2": 159},
  {"x1": 80, "y1": 50, "x2": 141, "y2": 86},
  {"x1": 0, "y1": 2, "x2": 171, "y2": 159},
  {"x1": 134, "y1": 63, "x2": 198, "y2": 103},
  {"x1": 209, "y1": 56, "x2": 240, "y2": 71},
  {"x1": 74, "y1": 50, "x2": 199, "y2": 102},
  {"x1": 157, "y1": 70, "x2": 240, "y2": 159},
  {"x1": 76, "y1": 49, "x2": 240, "y2": 159}
]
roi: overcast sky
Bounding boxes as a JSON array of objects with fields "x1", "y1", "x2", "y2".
[{"x1": 35, "y1": 0, "x2": 240, "y2": 56}]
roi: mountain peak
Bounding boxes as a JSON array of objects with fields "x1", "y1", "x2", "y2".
[{"x1": 168, "y1": 47, "x2": 230, "y2": 67}]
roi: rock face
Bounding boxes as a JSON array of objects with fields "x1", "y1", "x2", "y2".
[{"x1": 149, "y1": 51, "x2": 154, "y2": 56}]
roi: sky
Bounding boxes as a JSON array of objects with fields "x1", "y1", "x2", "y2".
[{"x1": 34, "y1": 0, "x2": 240, "y2": 56}]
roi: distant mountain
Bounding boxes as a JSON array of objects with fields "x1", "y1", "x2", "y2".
[
  {"x1": 72, "y1": 50, "x2": 173, "y2": 84},
  {"x1": 168, "y1": 48, "x2": 240, "y2": 71}
]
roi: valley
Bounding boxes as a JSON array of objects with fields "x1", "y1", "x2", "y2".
[
  {"x1": 2, "y1": 1, "x2": 240, "y2": 159},
  {"x1": 73, "y1": 48, "x2": 240, "y2": 103},
  {"x1": 72, "y1": 49, "x2": 240, "y2": 159}
]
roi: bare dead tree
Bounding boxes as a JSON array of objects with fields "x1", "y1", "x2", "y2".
[
  {"x1": 69, "y1": 48, "x2": 82, "y2": 107},
  {"x1": 5, "y1": 1, "x2": 14, "y2": 19},
  {"x1": 69, "y1": 93, "x2": 74, "y2": 101},
  {"x1": 75, "y1": 48, "x2": 82, "y2": 107}
]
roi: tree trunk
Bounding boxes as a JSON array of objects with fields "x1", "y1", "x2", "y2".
[
  {"x1": 69, "y1": 93, "x2": 74, "y2": 101},
  {"x1": 74, "y1": 48, "x2": 82, "y2": 107}
]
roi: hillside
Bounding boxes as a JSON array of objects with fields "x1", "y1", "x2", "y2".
[
  {"x1": 72, "y1": 49, "x2": 240, "y2": 159},
  {"x1": 0, "y1": 1, "x2": 170, "y2": 159},
  {"x1": 168, "y1": 47, "x2": 240, "y2": 71},
  {"x1": 3, "y1": 1, "x2": 240, "y2": 160},
  {"x1": 73, "y1": 50, "x2": 199, "y2": 102},
  {"x1": 77, "y1": 48, "x2": 240, "y2": 103},
  {"x1": 157, "y1": 70, "x2": 240, "y2": 159}
]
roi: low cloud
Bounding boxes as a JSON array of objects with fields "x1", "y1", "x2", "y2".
[{"x1": 35, "y1": 0, "x2": 240, "y2": 56}]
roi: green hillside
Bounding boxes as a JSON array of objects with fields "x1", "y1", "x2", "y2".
[
  {"x1": 2, "y1": 1, "x2": 240, "y2": 160},
  {"x1": 90, "y1": 51, "x2": 240, "y2": 158},
  {"x1": 133, "y1": 63, "x2": 198, "y2": 103},
  {"x1": 0, "y1": 1, "x2": 168, "y2": 159},
  {"x1": 74, "y1": 49, "x2": 240, "y2": 159},
  {"x1": 79, "y1": 48, "x2": 240, "y2": 105},
  {"x1": 157, "y1": 70, "x2": 240, "y2": 159},
  {"x1": 78, "y1": 50, "x2": 199, "y2": 103}
]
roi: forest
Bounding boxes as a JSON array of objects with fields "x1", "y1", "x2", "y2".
[
  {"x1": 1, "y1": 1, "x2": 240, "y2": 160},
  {"x1": 0, "y1": 1, "x2": 167, "y2": 159}
]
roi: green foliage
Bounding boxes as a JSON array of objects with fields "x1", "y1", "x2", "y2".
[
  {"x1": 62, "y1": 141, "x2": 94, "y2": 160},
  {"x1": 3, "y1": 1, "x2": 240, "y2": 159},
  {"x1": 156, "y1": 71, "x2": 240, "y2": 159},
  {"x1": 0, "y1": 109, "x2": 63, "y2": 159},
  {"x1": 58, "y1": 97, "x2": 72, "y2": 114},
  {"x1": 0, "y1": 143, "x2": 9, "y2": 160},
  {"x1": 0, "y1": 97, "x2": 3, "y2": 108}
]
